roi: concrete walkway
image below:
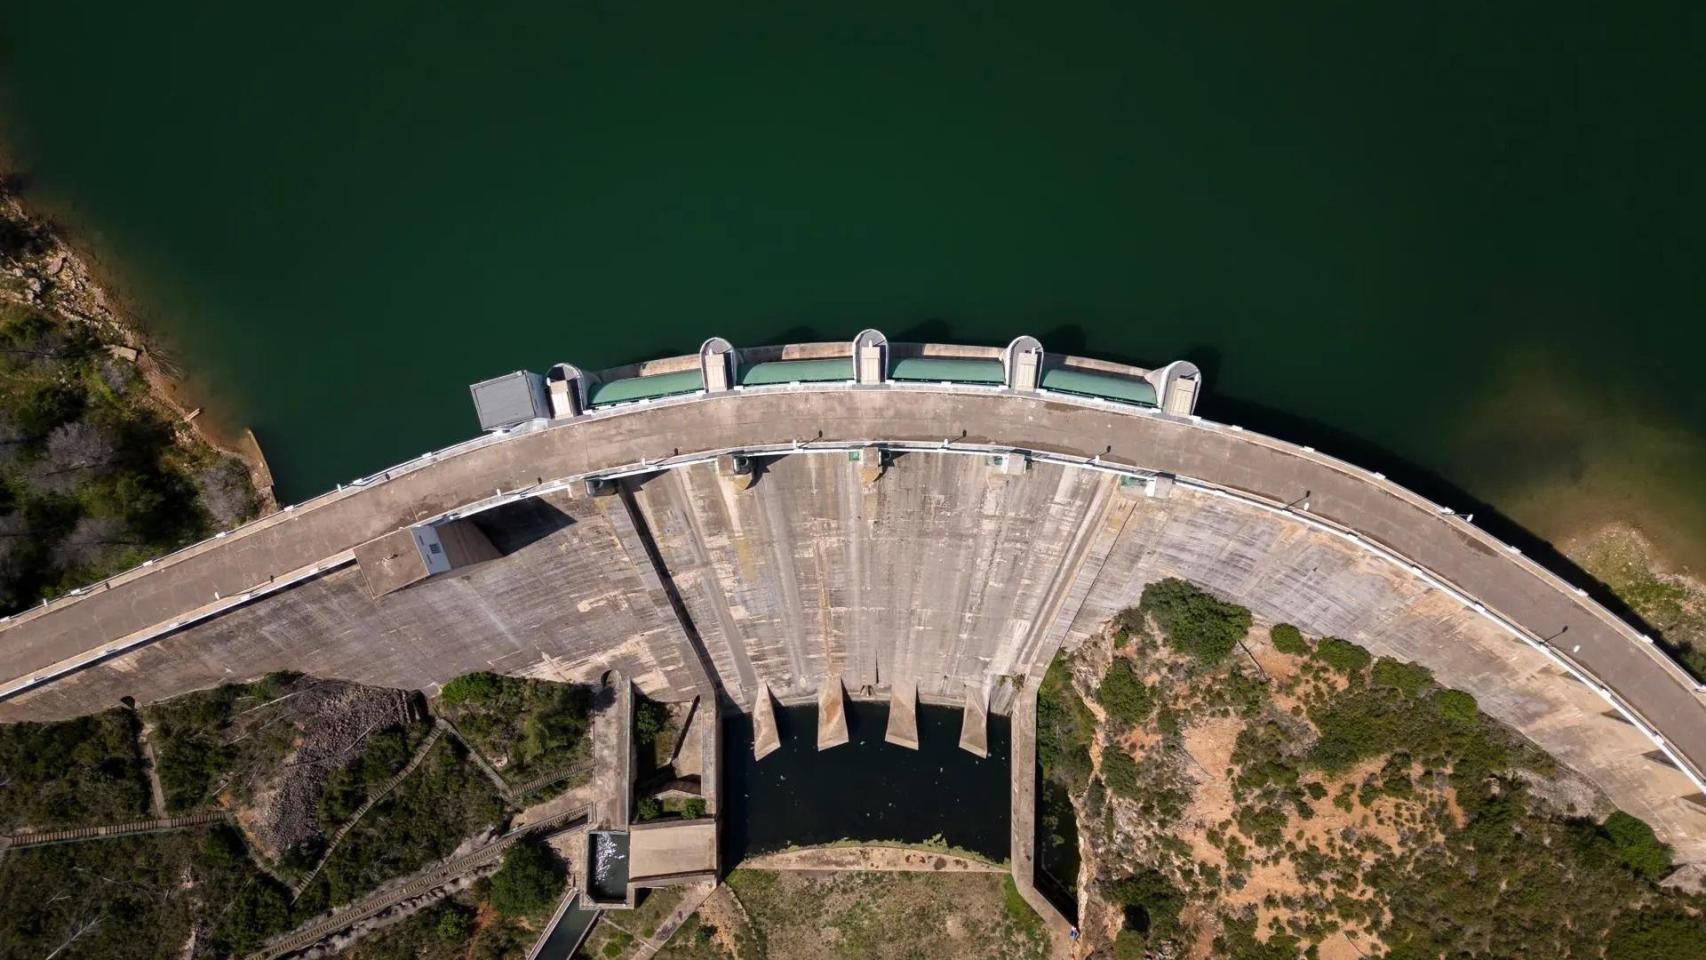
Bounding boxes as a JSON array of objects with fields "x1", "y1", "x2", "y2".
[
  {"x1": 1, "y1": 809, "x2": 232, "y2": 850},
  {"x1": 2, "y1": 374, "x2": 1702, "y2": 837}
]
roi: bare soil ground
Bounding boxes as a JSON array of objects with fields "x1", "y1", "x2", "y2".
[
  {"x1": 739, "y1": 844, "x2": 1003, "y2": 873},
  {"x1": 648, "y1": 870, "x2": 1049, "y2": 960}
]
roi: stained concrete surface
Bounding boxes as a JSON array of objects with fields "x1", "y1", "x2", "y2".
[
  {"x1": 3, "y1": 382, "x2": 1704, "y2": 861},
  {"x1": 628, "y1": 820, "x2": 717, "y2": 881},
  {"x1": 960, "y1": 686, "x2": 989, "y2": 759},
  {"x1": 886, "y1": 681, "x2": 919, "y2": 749},
  {"x1": 752, "y1": 682, "x2": 780, "y2": 761},
  {"x1": 817, "y1": 677, "x2": 848, "y2": 750}
]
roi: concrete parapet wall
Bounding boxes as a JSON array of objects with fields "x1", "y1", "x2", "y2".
[{"x1": 2, "y1": 354, "x2": 1703, "y2": 862}]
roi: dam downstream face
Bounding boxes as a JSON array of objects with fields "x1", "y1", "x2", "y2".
[{"x1": 721, "y1": 703, "x2": 1010, "y2": 866}]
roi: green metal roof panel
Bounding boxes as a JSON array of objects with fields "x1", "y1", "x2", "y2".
[
  {"x1": 737, "y1": 358, "x2": 855, "y2": 386},
  {"x1": 587, "y1": 369, "x2": 704, "y2": 405},
  {"x1": 890, "y1": 356, "x2": 1006, "y2": 384},
  {"x1": 1039, "y1": 367, "x2": 1158, "y2": 406}
]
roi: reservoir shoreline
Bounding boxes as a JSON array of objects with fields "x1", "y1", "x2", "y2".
[{"x1": 0, "y1": 166, "x2": 276, "y2": 510}]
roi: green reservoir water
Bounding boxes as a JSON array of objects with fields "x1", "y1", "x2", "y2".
[{"x1": 3, "y1": 4, "x2": 1705, "y2": 565}]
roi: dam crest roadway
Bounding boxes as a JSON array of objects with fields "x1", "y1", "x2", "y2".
[{"x1": 0, "y1": 332, "x2": 1703, "y2": 871}]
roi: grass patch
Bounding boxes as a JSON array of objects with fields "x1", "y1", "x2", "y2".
[{"x1": 712, "y1": 869, "x2": 1047, "y2": 960}]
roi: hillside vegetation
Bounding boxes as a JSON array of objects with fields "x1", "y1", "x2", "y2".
[
  {"x1": 0, "y1": 304, "x2": 256, "y2": 615},
  {"x1": 0, "y1": 671, "x2": 603, "y2": 958},
  {"x1": 0, "y1": 706, "x2": 149, "y2": 832},
  {"x1": 1043, "y1": 577, "x2": 1706, "y2": 960},
  {"x1": 438, "y1": 671, "x2": 595, "y2": 786}
]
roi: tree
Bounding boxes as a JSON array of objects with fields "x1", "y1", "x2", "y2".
[
  {"x1": 196, "y1": 460, "x2": 258, "y2": 528},
  {"x1": 1372, "y1": 657, "x2": 1433, "y2": 697},
  {"x1": 635, "y1": 698, "x2": 668, "y2": 742},
  {"x1": 487, "y1": 839, "x2": 562, "y2": 918},
  {"x1": 1605, "y1": 908, "x2": 1706, "y2": 960},
  {"x1": 1139, "y1": 579, "x2": 1252, "y2": 666},
  {"x1": 1101, "y1": 748, "x2": 1141, "y2": 798},
  {"x1": 1106, "y1": 869, "x2": 1185, "y2": 945},
  {"x1": 50, "y1": 516, "x2": 128, "y2": 571},
  {"x1": 1314, "y1": 637, "x2": 1371, "y2": 673},
  {"x1": 1098, "y1": 659, "x2": 1153, "y2": 727},
  {"x1": 1269, "y1": 623, "x2": 1308, "y2": 655},
  {"x1": 1602, "y1": 811, "x2": 1673, "y2": 881},
  {"x1": 434, "y1": 903, "x2": 475, "y2": 943},
  {"x1": 36, "y1": 421, "x2": 118, "y2": 492},
  {"x1": 1434, "y1": 688, "x2": 1479, "y2": 725}
]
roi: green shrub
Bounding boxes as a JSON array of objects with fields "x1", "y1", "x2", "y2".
[
  {"x1": 1101, "y1": 748, "x2": 1141, "y2": 798},
  {"x1": 1038, "y1": 654, "x2": 1096, "y2": 793},
  {"x1": 1139, "y1": 579, "x2": 1253, "y2": 666},
  {"x1": 440, "y1": 672, "x2": 503, "y2": 705},
  {"x1": 437, "y1": 673, "x2": 592, "y2": 783},
  {"x1": 637, "y1": 796, "x2": 662, "y2": 821},
  {"x1": 1604, "y1": 907, "x2": 1706, "y2": 960},
  {"x1": 487, "y1": 839, "x2": 562, "y2": 918},
  {"x1": 1371, "y1": 658, "x2": 1432, "y2": 697},
  {"x1": 1098, "y1": 659, "x2": 1153, "y2": 727},
  {"x1": 1107, "y1": 869, "x2": 1185, "y2": 945},
  {"x1": 0, "y1": 708, "x2": 149, "y2": 830},
  {"x1": 681, "y1": 797, "x2": 707, "y2": 819},
  {"x1": 635, "y1": 698, "x2": 669, "y2": 744},
  {"x1": 1602, "y1": 811, "x2": 1673, "y2": 881},
  {"x1": 1314, "y1": 637, "x2": 1371, "y2": 673},
  {"x1": 1269, "y1": 623, "x2": 1309, "y2": 655},
  {"x1": 1434, "y1": 689, "x2": 1479, "y2": 725},
  {"x1": 1216, "y1": 915, "x2": 1304, "y2": 960},
  {"x1": 433, "y1": 904, "x2": 475, "y2": 943}
]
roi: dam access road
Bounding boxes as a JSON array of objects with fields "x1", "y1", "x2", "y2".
[{"x1": 1, "y1": 335, "x2": 1703, "y2": 870}]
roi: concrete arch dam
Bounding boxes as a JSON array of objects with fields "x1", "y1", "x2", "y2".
[{"x1": 1, "y1": 339, "x2": 1703, "y2": 862}]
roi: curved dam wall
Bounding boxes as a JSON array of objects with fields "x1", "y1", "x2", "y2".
[{"x1": 1, "y1": 341, "x2": 1703, "y2": 863}]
